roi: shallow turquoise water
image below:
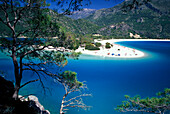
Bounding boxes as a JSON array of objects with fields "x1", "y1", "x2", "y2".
[{"x1": 0, "y1": 41, "x2": 170, "y2": 114}]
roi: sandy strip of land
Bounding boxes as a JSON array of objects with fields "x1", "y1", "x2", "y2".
[
  {"x1": 75, "y1": 39, "x2": 170, "y2": 58},
  {"x1": 95, "y1": 39, "x2": 170, "y2": 44}
]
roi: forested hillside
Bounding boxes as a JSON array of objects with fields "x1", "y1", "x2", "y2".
[
  {"x1": 0, "y1": 8, "x2": 100, "y2": 37},
  {"x1": 84, "y1": 0, "x2": 170, "y2": 38}
]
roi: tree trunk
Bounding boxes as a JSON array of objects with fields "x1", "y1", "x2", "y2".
[
  {"x1": 12, "y1": 34, "x2": 21, "y2": 100},
  {"x1": 12, "y1": 81, "x2": 21, "y2": 99},
  {"x1": 12, "y1": 51, "x2": 21, "y2": 100},
  {"x1": 60, "y1": 95, "x2": 66, "y2": 114},
  {"x1": 2, "y1": 2, "x2": 22, "y2": 100}
]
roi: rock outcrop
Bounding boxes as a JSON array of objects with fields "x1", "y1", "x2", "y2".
[
  {"x1": 27, "y1": 95, "x2": 50, "y2": 114},
  {"x1": 0, "y1": 76, "x2": 50, "y2": 114}
]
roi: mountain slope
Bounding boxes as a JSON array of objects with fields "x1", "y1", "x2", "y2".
[
  {"x1": 85, "y1": 0, "x2": 170, "y2": 38},
  {"x1": 56, "y1": 15, "x2": 100, "y2": 35},
  {"x1": 38, "y1": 9, "x2": 100, "y2": 35},
  {"x1": 0, "y1": 9, "x2": 100, "y2": 37},
  {"x1": 68, "y1": 8, "x2": 96, "y2": 20}
]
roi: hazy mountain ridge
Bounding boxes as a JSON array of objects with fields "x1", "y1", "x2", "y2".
[{"x1": 68, "y1": 8, "x2": 96, "y2": 20}]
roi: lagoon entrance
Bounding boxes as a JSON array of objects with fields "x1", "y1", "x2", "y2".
[{"x1": 0, "y1": 41, "x2": 170, "y2": 114}]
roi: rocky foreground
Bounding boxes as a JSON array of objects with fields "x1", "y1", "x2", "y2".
[{"x1": 0, "y1": 76, "x2": 50, "y2": 114}]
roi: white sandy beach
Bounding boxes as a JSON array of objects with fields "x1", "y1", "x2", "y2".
[
  {"x1": 41, "y1": 39, "x2": 170, "y2": 58},
  {"x1": 75, "y1": 39, "x2": 170, "y2": 58}
]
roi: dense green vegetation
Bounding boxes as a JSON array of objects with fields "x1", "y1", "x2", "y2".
[
  {"x1": 60, "y1": 71, "x2": 83, "y2": 89},
  {"x1": 84, "y1": 0, "x2": 170, "y2": 38},
  {"x1": 85, "y1": 43, "x2": 100, "y2": 50},
  {"x1": 95, "y1": 42, "x2": 102, "y2": 47},
  {"x1": 51, "y1": 11, "x2": 100, "y2": 35}
]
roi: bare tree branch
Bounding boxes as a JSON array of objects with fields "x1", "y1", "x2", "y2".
[
  {"x1": 20, "y1": 79, "x2": 40, "y2": 89},
  {"x1": 23, "y1": 68, "x2": 60, "y2": 80},
  {"x1": 25, "y1": 66, "x2": 46, "y2": 93},
  {"x1": 64, "y1": 94, "x2": 92, "y2": 104},
  {"x1": 0, "y1": 2, "x2": 14, "y2": 31}
]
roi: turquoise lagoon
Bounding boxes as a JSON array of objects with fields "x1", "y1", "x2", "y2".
[{"x1": 0, "y1": 41, "x2": 170, "y2": 114}]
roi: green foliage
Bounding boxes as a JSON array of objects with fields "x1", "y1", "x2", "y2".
[
  {"x1": 116, "y1": 88, "x2": 170, "y2": 113},
  {"x1": 95, "y1": 42, "x2": 102, "y2": 47},
  {"x1": 105, "y1": 42, "x2": 111, "y2": 49},
  {"x1": 60, "y1": 71, "x2": 83, "y2": 89},
  {"x1": 85, "y1": 43, "x2": 100, "y2": 50},
  {"x1": 69, "y1": 51, "x2": 81, "y2": 60},
  {"x1": 124, "y1": 95, "x2": 130, "y2": 99},
  {"x1": 53, "y1": 13, "x2": 100, "y2": 36},
  {"x1": 56, "y1": 31, "x2": 80, "y2": 50},
  {"x1": 79, "y1": 34, "x2": 93, "y2": 44}
]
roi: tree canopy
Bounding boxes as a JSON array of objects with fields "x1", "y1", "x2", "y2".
[
  {"x1": 116, "y1": 88, "x2": 170, "y2": 114},
  {"x1": 59, "y1": 71, "x2": 91, "y2": 114}
]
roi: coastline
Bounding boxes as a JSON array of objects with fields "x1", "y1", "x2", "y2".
[
  {"x1": 1, "y1": 38, "x2": 170, "y2": 58},
  {"x1": 95, "y1": 39, "x2": 170, "y2": 44},
  {"x1": 75, "y1": 39, "x2": 170, "y2": 58}
]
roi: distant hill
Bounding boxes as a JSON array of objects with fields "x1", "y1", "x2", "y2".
[
  {"x1": 48, "y1": 10, "x2": 100, "y2": 35},
  {"x1": 84, "y1": 0, "x2": 170, "y2": 38}
]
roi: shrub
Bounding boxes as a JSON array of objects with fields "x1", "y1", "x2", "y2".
[
  {"x1": 105, "y1": 42, "x2": 111, "y2": 49},
  {"x1": 95, "y1": 42, "x2": 102, "y2": 47},
  {"x1": 85, "y1": 44, "x2": 100, "y2": 50}
]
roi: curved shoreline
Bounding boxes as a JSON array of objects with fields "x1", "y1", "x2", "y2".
[{"x1": 76, "y1": 39, "x2": 170, "y2": 58}]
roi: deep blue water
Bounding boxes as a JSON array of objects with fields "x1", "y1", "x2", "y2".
[{"x1": 0, "y1": 41, "x2": 170, "y2": 114}]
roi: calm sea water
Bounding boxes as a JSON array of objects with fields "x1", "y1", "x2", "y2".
[{"x1": 0, "y1": 41, "x2": 170, "y2": 114}]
